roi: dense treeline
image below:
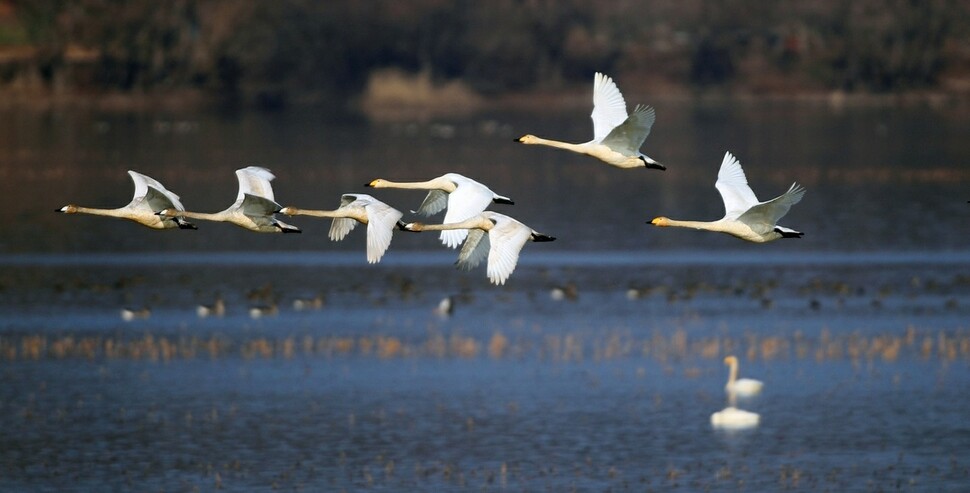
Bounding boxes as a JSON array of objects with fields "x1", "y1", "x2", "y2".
[{"x1": 1, "y1": 0, "x2": 966, "y2": 106}]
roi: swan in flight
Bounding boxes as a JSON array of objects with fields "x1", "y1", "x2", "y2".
[
  {"x1": 366, "y1": 173, "x2": 513, "y2": 248},
  {"x1": 58, "y1": 170, "x2": 196, "y2": 230},
  {"x1": 403, "y1": 211, "x2": 555, "y2": 285},
  {"x1": 280, "y1": 193, "x2": 405, "y2": 264},
  {"x1": 650, "y1": 151, "x2": 805, "y2": 243},
  {"x1": 711, "y1": 406, "x2": 760, "y2": 429},
  {"x1": 723, "y1": 355, "x2": 764, "y2": 397},
  {"x1": 158, "y1": 166, "x2": 300, "y2": 233},
  {"x1": 516, "y1": 72, "x2": 666, "y2": 170}
]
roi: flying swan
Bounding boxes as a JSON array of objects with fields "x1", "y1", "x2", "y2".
[
  {"x1": 403, "y1": 211, "x2": 555, "y2": 285},
  {"x1": 650, "y1": 151, "x2": 805, "y2": 243},
  {"x1": 723, "y1": 355, "x2": 764, "y2": 397},
  {"x1": 280, "y1": 193, "x2": 404, "y2": 264},
  {"x1": 158, "y1": 166, "x2": 300, "y2": 233},
  {"x1": 366, "y1": 173, "x2": 512, "y2": 248},
  {"x1": 516, "y1": 72, "x2": 666, "y2": 170},
  {"x1": 58, "y1": 170, "x2": 196, "y2": 230}
]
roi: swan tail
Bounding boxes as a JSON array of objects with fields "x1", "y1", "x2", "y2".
[
  {"x1": 276, "y1": 221, "x2": 302, "y2": 234},
  {"x1": 176, "y1": 218, "x2": 198, "y2": 230},
  {"x1": 640, "y1": 156, "x2": 666, "y2": 171},
  {"x1": 493, "y1": 195, "x2": 514, "y2": 205},
  {"x1": 775, "y1": 226, "x2": 803, "y2": 238}
]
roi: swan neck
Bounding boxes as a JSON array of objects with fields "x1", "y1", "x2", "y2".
[
  {"x1": 664, "y1": 218, "x2": 724, "y2": 231},
  {"x1": 727, "y1": 360, "x2": 738, "y2": 385},
  {"x1": 376, "y1": 178, "x2": 446, "y2": 191},
  {"x1": 414, "y1": 216, "x2": 486, "y2": 232},
  {"x1": 528, "y1": 136, "x2": 586, "y2": 152},
  {"x1": 174, "y1": 210, "x2": 224, "y2": 221},
  {"x1": 74, "y1": 206, "x2": 128, "y2": 219},
  {"x1": 286, "y1": 208, "x2": 340, "y2": 218}
]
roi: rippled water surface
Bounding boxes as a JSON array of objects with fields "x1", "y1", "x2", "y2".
[{"x1": 2, "y1": 101, "x2": 970, "y2": 491}]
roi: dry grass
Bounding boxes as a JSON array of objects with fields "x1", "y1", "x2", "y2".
[
  {"x1": 359, "y1": 68, "x2": 484, "y2": 120},
  {"x1": 3, "y1": 325, "x2": 969, "y2": 364}
]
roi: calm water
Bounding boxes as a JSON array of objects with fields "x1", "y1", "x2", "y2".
[{"x1": 1, "y1": 100, "x2": 970, "y2": 491}]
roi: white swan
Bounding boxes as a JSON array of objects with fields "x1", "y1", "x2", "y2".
[
  {"x1": 650, "y1": 151, "x2": 805, "y2": 242},
  {"x1": 366, "y1": 173, "x2": 513, "y2": 248},
  {"x1": 158, "y1": 166, "x2": 300, "y2": 233},
  {"x1": 711, "y1": 406, "x2": 760, "y2": 429},
  {"x1": 280, "y1": 193, "x2": 404, "y2": 264},
  {"x1": 58, "y1": 170, "x2": 196, "y2": 230},
  {"x1": 403, "y1": 211, "x2": 555, "y2": 285},
  {"x1": 723, "y1": 355, "x2": 764, "y2": 396},
  {"x1": 516, "y1": 72, "x2": 666, "y2": 170},
  {"x1": 196, "y1": 296, "x2": 225, "y2": 318}
]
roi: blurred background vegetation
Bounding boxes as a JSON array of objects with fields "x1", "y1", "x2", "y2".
[{"x1": 1, "y1": 0, "x2": 968, "y2": 109}]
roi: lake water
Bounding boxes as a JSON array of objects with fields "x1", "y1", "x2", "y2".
[{"x1": 1, "y1": 99, "x2": 970, "y2": 491}]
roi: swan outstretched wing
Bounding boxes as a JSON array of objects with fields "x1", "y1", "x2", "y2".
[
  {"x1": 128, "y1": 170, "x2": 186, "y2": 210},
  {"x1": 329, "y1": 194, "x2": 361, "y2": 242},
  {"x1": 235, "y1": 166, "x2": 276, "y2": 203},
  {"x1": 600, "y1": 105, "x2": 656, "y2": 155},
  {"x1": 590, "y1": 72, "x2": 629, "y2": 143},
  {"x1": 456, "y1": 228, "x2": 490, "y2": 271},
  {"x1": 484, "y1": 213, "x2": 533, "y2": 285},
  {"x1": 737, "y1": 183, "x2": 806, "y2": 231},
  {"x1": 240, "y1": 193, "x2": 282, "y2": 220},
  {"x1": 439, "y1": 179, "x2": 494, "y2": 249},
  {"x1": 415, "y1": 189, "x2": 448, "y2": 216},
  {"x1": 715, "y1": 152, "x2": 760, "y2": 220},
  {"x1": 362, "y1": 196, "x2": 404, "y2": 263},
  {"x1": 142, "y1": 185, "x2": 180, "y2": 213}
]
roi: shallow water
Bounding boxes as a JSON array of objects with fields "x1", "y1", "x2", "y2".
[{"x1": 2, "y1": 101, "x2": 970, "y2": 491}]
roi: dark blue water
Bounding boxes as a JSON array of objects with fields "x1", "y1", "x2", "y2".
[{"x1": 2, "y1": 102, "x2": 970, "y2": 490}]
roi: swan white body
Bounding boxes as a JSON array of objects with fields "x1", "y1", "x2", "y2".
[
  {"x1": 710, "y1": 406, "x2": 760, "y2": 429},
  {"x1": 196, "y1": 297, "x2": 225, "y2": 318},
  {"x1": 651, "y1": 152, "x2": 805, "y2": 243},
  {"x1": 280, "y1": 193, "x2": 404, "y2": 264},
  {"x1": 158, "y1": 166, "x2": 300, "y2": 233},
  {"x1": 58, "y1": 170, "x2": 196, "y2": 230},
  {"x1": 403, "y1": 211, "x2": 555, "y2": 285},
  {"x1": 516, "y1": 72, "x2": 665, "y2": 170},
  {"x1": 366, "y1": 173, "x2": 513, "y2": 249},
  {"x1": 724, "y1": 355, "x2": 764, "y2": 396}
]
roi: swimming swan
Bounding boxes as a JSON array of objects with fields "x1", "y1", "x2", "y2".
[
  {"x1": 723, "y1": 355, "x2": 764, "y2": 397},
  {"x1": 710, "y1": 406, "x2": 760, "y2": 429},
  {"x1": 650, "y1": 151, "x2": 805, "y2": 243},
  {"x1": 366, "y1": 173, "x2": 513, "y2": 248},
  {"x1": 516, "y1": 72, "x2": 665, "y2": 170},
  {"x1": 280, "y1": 193, "x2": 404, "y2": 264},
  {"x1": 403, "y1": 211, "x2": 555, "y2": 285},
  {"x1": 58, "y1": 170, "x2": 196, "y2": 230},
  {"x1": 158, "y1": 166, "x2": 300, "y2": 233}
]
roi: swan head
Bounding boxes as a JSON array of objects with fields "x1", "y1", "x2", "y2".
[
  {"x1": 365, "y1": 179, "x2": 385, "y2": 188},
  {"x1": 402, "y1": 222, "x2": 424, "y2": 232},
  {"x1": 724, "y1": 355, "x2": 738, "y2": 366},
  {"x1": 278, "y1": 206, "x2": 297, "y2": 216},
  {"x1": 650, "y1": 217, "x2": 671, "y2": 227},
  {"x1": 59, "y1": 204, "x2": 78, "y2": 214},
  {"x1": 515, "y1": 134, "x2": 538, "y2": 144}
]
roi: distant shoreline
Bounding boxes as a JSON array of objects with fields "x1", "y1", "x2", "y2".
[{"x1": 0, "y1": 84, "x2": 967, "y2": 115}]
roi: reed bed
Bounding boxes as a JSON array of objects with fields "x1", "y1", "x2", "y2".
[{"x1": 3, "y1": 326, "x2": 969, "y2": 364}]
